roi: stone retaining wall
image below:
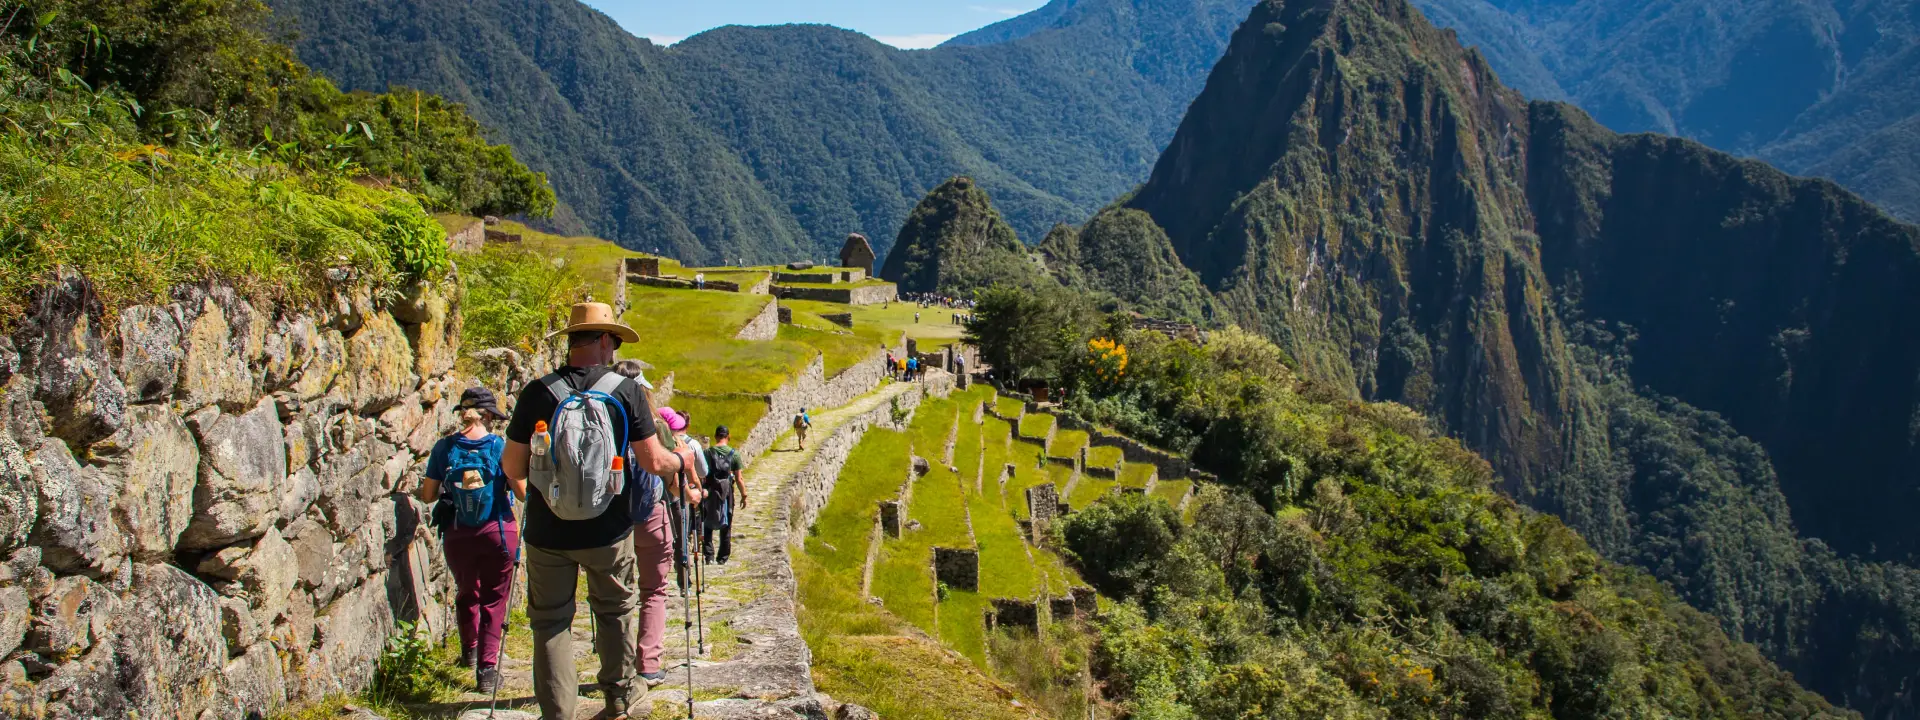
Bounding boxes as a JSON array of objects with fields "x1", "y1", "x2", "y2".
[
  {"x1": 734, "y1": 300, "x2": 780, "y2": 341},
  {"x1": 683, "y1": 341, "x2": 901, "y2": 467},
  {"x1": 741, "y1": 274, "x2": 772, "y2": 295},
  {"x1": 630, "y1": 275, "x2": 694, "y2": 290},
  {"x1": 787, "y1": 380, "x2": 952, "y2": 537},
  {"x1": 770, "y1": 283, "x2": 898, "y2": 306},
  {"x1": 612, "y1": 259, "x2": 630, "y2": 317},
  {"x1": 0, "y1": 275, "x2": 469, "y2": 718}
]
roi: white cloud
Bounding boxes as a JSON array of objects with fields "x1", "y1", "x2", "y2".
[
  {"x1": 969, "y1": 5, "x2": 1029, "y2": 16},
  {"x1": 645, "y1": 35, "x2": 684, "y2": 46},
  {"x1": 873, "y1": 33, "x2": 958, "y2": 49}
]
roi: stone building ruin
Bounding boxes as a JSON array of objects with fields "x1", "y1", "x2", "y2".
[{"x1": 839, "y1": 233, "x2": 877, "y2": 275}]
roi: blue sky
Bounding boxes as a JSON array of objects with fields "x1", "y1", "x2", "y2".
[{"x1": 578, "y1": 0, "x2": 1049, "y2": 49}]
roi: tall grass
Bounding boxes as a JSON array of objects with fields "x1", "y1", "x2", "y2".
[{"x1": 0, "y1": 56, "x2": 448, "y2": 324}]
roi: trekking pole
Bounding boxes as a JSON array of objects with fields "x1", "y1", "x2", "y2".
[
  {"x1": 662, "y1": 475, "x2": 695, "y2": 719},
  {"x1": 687, "y1": 469, "x2": 708, "y2": 654},
  {"x1": 487, "y1": 506, "x2": 523, "y2": 720}
]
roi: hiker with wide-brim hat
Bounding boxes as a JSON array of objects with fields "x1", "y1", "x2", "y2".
[
  {"x1": 501, "y1": 302, "x2": 702, "y2": 720},
  {"x1": 417, "y1": 386, "x2": 520, "y2": 694}
]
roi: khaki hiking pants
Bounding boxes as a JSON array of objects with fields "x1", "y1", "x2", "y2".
[{"x1": 526, "y1": 541, "x2": 639, "y2": 719}]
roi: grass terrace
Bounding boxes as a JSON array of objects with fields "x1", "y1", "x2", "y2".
[
  {"x1": 804, "y1": 429, "x2": 911, "y2": 579},
  {"x1": 1046, "y1": 428, "x2": 1089, "y2": 460},
  {"x1": 870, "y1": 396, "x2": 969, "y2": 637},
  {"x1": 693, "y1": 268, "x2": 771, "y2": 288},
  {"x1": 1016, "y1": 413, "x2": 1054, "y2": 442},
  {"x1": 993, "y1": 396, "x2": 1026, "y2": 419},
  {"x1": 869, "y1": 541, "x2": 938, "y2": 636},
  {"x1": 796, "y1": 555, "x2": 1039, "y2": 720},
  {"x1": 778, "y1": 324, "x2": 886, "y2": 378},
  {"x1": 496, "y1": 219, "x2": 645, "y2": 300},
  {"x1": 1117, "y1": 461, "x2": 1158, "y2": 490},
  {"x1": 1004, "y1": 439, "x2": 1051, "y2": 521},
  {"x1": 1065, "y1": 468, "x2": 1113, "y2": 511},
  {"x1": 782, "y1": 299, "x2": 966, "y2": 350},
  {"x1": 798, "y1": 384, "x2": 1112, "y2": 715},
  {"x1": 668, "y1": 395, "x2": 771, "y2": 450},
  {"x1": 1085, "y1": 446, "x2": 1124, "y2": 471},
  {"x1": 622, "y1": 288, "x2": 807, "y2": 394},
  {"x1": 1149, "y1": 478, "x2": 1193, "y2": 513}
]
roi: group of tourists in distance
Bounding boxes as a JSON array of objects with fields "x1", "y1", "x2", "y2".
[{"x1": 414, "y1": 301, "x2": 760, "y2": 719}]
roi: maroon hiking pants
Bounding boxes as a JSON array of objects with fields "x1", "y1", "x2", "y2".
[{"x1": 445, "y1": 519, "x2": 519, "y2": 668}]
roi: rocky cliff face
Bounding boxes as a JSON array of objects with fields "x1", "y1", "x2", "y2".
[
  {"x1": 0, "y1": 273, "x2": 470, "y2": 717},
  {"x1": 1131, "y1": 0, "x2": 1573, "y2": 489},
  {"x1": 1071, "y1": 0, "x2": 1920, "y2": 712}
]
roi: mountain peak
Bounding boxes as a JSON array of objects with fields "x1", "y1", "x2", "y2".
[
  {"x1": 1134, "y1": 0, "x2": 1529, "y2": 282},
  {"x1": 880, "y1": 177, "x2": 1044, "y2": 295}
]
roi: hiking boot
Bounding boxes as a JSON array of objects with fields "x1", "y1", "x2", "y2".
[
  {"x1": 458, "y1": 646, "x2": 477, "y2": 668},
  {"x1": 640, "y1": 670, "x2": 669, "y2": 687},
  {"x1": 475, "y1": 665, "x2": 500, "y2": 694},
  {"x1": 601, "y1": 687, "x2": 631, "y2": 719}
]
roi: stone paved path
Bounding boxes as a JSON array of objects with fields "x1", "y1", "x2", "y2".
[{"x1": 421, "y1": 376, "x2": 935, "y2": 719}]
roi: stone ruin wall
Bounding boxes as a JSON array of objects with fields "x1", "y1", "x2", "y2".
[
  {"x1": 0, "y1": 274, "x2": 473, "y2": 718},
  {"x1": 787, "y1": 377, "x2": 951, "y2": 538},
  {"x1": 771, "y1": 284, "x2": 898, "y2": 306},
  {"x1": 682, "y1": 337, "x2": 900, "y2": 467},
  {"x1": 733, "y1": 300, "x2": 781, "y2": 341}
]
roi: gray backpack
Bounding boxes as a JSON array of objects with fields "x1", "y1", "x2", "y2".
[{"x1": 531, "y1": 372, "x2": 630, "y2": 521}]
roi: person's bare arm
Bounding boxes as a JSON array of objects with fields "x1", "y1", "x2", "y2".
[
  {"x1": 416, "y1": 477, "x2": 441, "y2": 504},
  {"x1": 734, "y1": 473, "x2": 748, "y2": 509},
  {"x1": 501, "y1": 441, "x2": 531, "y2": 502},
  {"x1": 503, "y1": 441, "x2": 529, "y2": 480}
]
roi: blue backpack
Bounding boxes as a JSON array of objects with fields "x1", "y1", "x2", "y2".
[
  {"x1": 629, "y1": 464, "x2": 663, "y2": 523},
  {"x1": 444, "y1": 436, "x2": 507, "y2": 527}
]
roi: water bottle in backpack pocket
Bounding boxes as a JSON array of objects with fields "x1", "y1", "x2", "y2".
[
  {"x1": 531, "y1": 372, "x2": 631, "y2": 521},
  {"x1": 444, "y1": 439, "x2": 502, "y2": 527}
]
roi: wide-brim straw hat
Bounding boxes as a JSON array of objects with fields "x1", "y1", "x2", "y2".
[{"x1": 546, "y1": 302, "x2": 640, "y2": 343}]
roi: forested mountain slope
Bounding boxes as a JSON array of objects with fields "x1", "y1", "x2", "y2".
[
  {"x1": 1052, "y1": 0, "x2": 1920, "y2": 714},
  {"x1": 268, "y1": 0, "x2": 1259, "y2": 264},
  {"x1": 1405, "y1": 0, "x2": 1920, "y2": 222}
]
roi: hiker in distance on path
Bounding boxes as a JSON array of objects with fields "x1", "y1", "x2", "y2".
[
  {"x1": 417, "y1": 387, "x2": 521, "y2": 695},
  {"x1": 702, "y1": 426, "x2": 747, "y2": 565},
  {"x1": 611, "y1": 361, "x2": 703, "y2": 688},
  {"x1": 501, "y1": 302, "x2": 703, "y2": 720},
  {"x1": 793, "y1": 408, "x2": 812, "y2": 451}
]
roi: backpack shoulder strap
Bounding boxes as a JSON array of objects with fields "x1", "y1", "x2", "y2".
[
  {"x1": 588, "y1": 371, "x2": 627, "y2": 395},
  {"x1": 540, "y1": 373, "x2": 571, "y2": 403}
]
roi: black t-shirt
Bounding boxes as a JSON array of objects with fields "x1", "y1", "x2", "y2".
[{"x1": 506, "y1": 365, "x2": 659, "y2": 550}]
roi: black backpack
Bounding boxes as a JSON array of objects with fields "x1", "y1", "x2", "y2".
[{"x1": 706, "y1": 446, "x2": 735, "y2": 483}]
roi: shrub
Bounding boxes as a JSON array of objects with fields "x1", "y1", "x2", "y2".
[{"x1": 1058, "y1": 492, "x2": 1183, "y2": 600}]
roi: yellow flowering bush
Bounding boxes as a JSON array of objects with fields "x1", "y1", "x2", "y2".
[{"x1": 1083, "y1": 337, "x2": 1129, "y2": 391}]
